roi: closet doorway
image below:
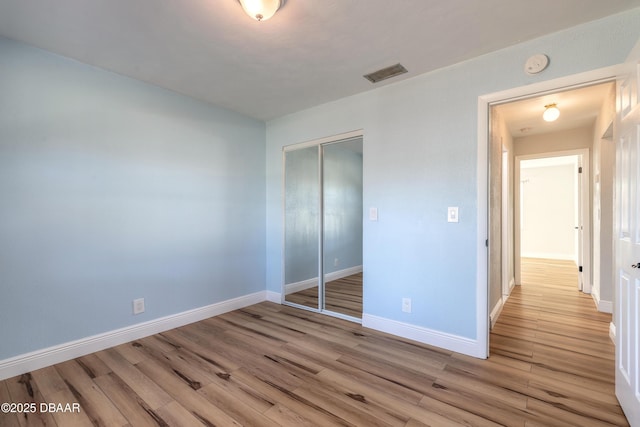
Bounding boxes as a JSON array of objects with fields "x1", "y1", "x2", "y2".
[{"x1": 282, "y1": 133, "x2": 363, "y2": 321}]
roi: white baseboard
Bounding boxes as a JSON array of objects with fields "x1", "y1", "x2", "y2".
[
  {"x1": 591, "y1": 288, "x2": 601, "y2": 308},
  {"x1": 609, "y1": 322, "x2": 616, "y2": 344},
  {"x1": 491, "y1": 278, "x2": 517, "y2": 329},
  {"x1": 266, "y1": 291, "x2": 282, "y2": 303},
  {"x1": 326, "y1": 265, "x2": 363, "y2": 282},
  {"x1": 591, "y1": 289, "x2": 613, "y2": 313},
  {"x1": 284, "y1": 277, "x2": 317, "y2": 295},
  {"x1": 490, "y1": 299, "x2": 504, "y2": 330},
  {"x1": 0, "y1": 291, "x2": 269, "y2": 381},
  {"x1": 521, "y1": 252, "x2": 575, "y2": 261},
  {"x1": 598, "y1": 300, "x2": 613, "y2": 313},
  {"x1": 362, "y1": 314, "x2": 482, "y2": 358},
  {"x1": 284, "y1": 265, "x2": 363, "y2": 295}
]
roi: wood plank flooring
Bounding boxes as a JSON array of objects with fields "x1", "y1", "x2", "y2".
[
  {"x1": 0, "y1": 259, "x2": 628, "y2": 426},
  {"x1": 491, "y1": 258, "x2": 626, "y2": 426},
  {"x1": 285, "y1": 272, "x2": 363, "y2": 318}
]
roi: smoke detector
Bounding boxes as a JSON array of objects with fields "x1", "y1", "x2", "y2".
[{"x1": 524, "y1": 54, "x2": 549, "y2": 75}]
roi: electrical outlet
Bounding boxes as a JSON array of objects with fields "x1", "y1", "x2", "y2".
[
  {"x1": 402, "y1": 298, "x2": 411, "y2": 313},
  {"x1": 133, "y1": 298, "x2": 145, "y2": 315},
  {"x1": 334, "y1": 258, "x2": 339, "y2": 267}
]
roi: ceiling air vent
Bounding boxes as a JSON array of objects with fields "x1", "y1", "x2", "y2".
[{"x1": 363, "y1": 63, "x2": 408, "y2": 83}]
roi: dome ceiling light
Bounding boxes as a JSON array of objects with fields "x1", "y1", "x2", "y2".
[
  {"x1": 237, "y1": 0, "x2": 284, "y2": 21},
  {"x1": 543, "y1": 103, "x2": 560, "y2": 122}
]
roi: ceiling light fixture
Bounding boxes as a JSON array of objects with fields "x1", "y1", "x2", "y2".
[
  {"x1": 238, "y1": 0, "x2": 284, "y2": 21},
  {"x1": 543, "y1": 103, "x2": 560, "y2": 122}
]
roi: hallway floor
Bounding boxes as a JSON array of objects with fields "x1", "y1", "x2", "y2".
[{"x1": 490, "y1": 257, "x2": 627, "y2": 426}]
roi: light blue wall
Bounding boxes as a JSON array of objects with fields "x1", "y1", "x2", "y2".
[
  {"x1": 266, "y1": 9, "x2": 640, "y2": 339},
  {"x1": 0, "y1": 37, "x2": 266, "y2": 359}
]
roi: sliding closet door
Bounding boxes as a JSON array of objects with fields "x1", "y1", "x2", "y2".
[
  {"x1": 283, "y1": 146, "x2": 320, "y2": 309},
  {"x1": 283, "y1": 135, "x2": 363, "y2": 319},
  {"x1": 322, "y1": 140, "x2": 363, "y2": 318}
]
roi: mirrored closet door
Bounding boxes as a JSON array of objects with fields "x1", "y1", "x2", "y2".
[
  {"x1": 283, "y1": 136, "x2": 363, "y2": 321},
  {"x1": 284, "y1": 146, "x2": 320, "y2": 310}
]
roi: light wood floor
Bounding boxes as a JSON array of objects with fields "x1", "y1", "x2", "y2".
[
  {"x1": 0, "y1": 259, "x2": 627, "y2": 426},
  {"x1": 490, "y1": 258, "x2": 626, "y2": 426},
  {"x1": 285, "y1": 272, "x2": 363, "y2": 318}
]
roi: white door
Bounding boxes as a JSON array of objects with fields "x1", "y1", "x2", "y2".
[{"x1": 615, "y1": 42, "x2": 640, "y2": 426}]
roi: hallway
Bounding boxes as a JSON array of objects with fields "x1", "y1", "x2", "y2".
[{"x1": 490, "y1": 258, "x2": 627, "y2": 426}]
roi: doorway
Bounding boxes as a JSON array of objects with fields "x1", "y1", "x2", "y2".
[
  {"x1": 486, "y1": 80, "x2": 615, "y2": 350},
  {"x1": 478, "y1": 55, "x2": 639, "y2": 421},
  {"x1": 282, "y1": 133, "x2": 363, "y2": 321},
  {"x1": 516, "y1": 152, "x2": 588, "y2": 291}
]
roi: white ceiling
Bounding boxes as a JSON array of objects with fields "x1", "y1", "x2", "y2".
[
  {"x1": 0, "y1": 1, "x2": 638, "y2": 121},
  {"x1": 495, "y1": 82, "x2": 616, "y2": 138}
]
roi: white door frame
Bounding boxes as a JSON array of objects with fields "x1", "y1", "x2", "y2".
[
  {"x1": 501, "y1": 148, "x2": 512, "y2": 299},
  {"x1": 514, "y1": 150, "x2": 590, "y2": 293},
  {"x1": 477, "y1": 65, "x2": 621, "y2": 357}
]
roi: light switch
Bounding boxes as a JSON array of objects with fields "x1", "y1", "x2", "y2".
[
  {"x1": 369, "y1": 207, "x2": 378, "y2": 221},
  {"x1": 448, "y1": 207, "x2": 459, "y2": 223}
]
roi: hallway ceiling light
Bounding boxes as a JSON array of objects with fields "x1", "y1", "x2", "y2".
[
  {"x1": 543, "y1": 103, "x2": 560, "y2": 122},
  {"x1": 238, "y1": 0, "x2": 284, "y2": 21}
]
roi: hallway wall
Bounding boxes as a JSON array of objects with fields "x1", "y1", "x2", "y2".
[{"x1": 520, "y1": 161, "x2": 577, "y2": 260}]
